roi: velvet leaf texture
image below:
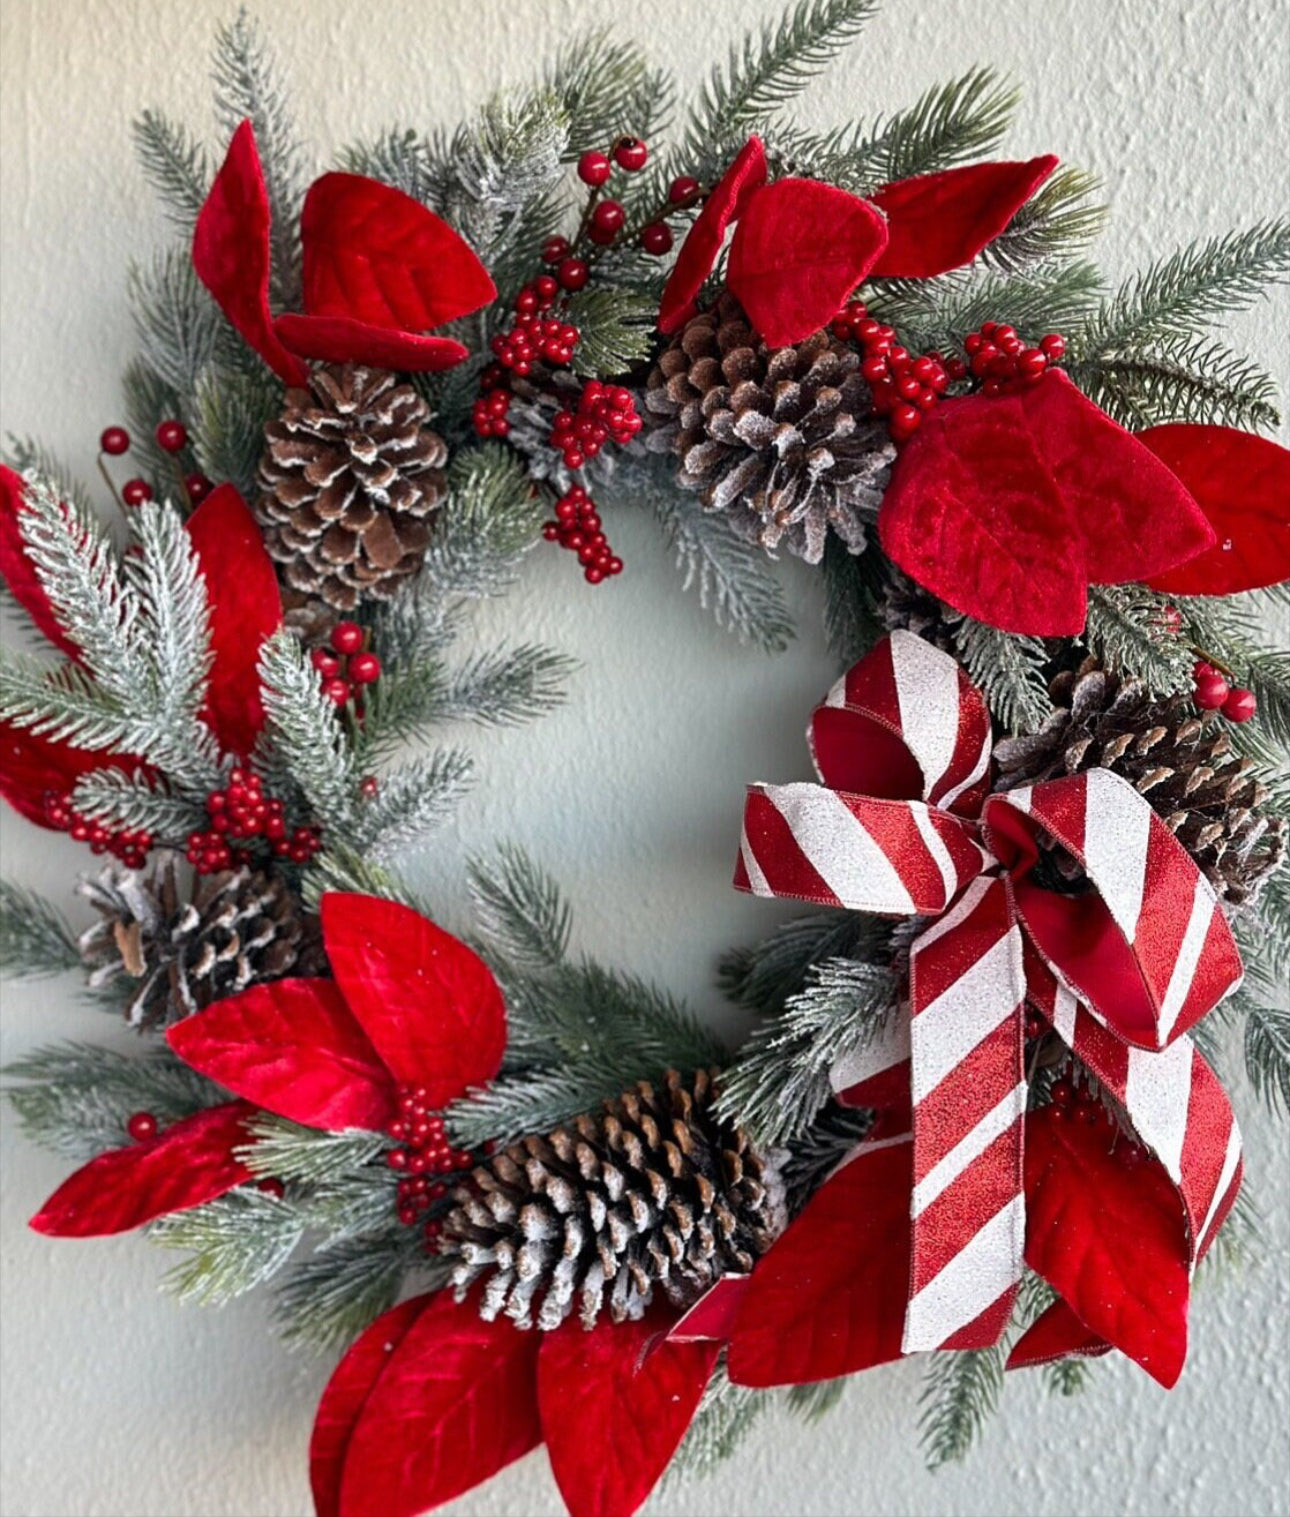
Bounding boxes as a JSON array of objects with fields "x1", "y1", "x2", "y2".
[
  {"x1": 1007, "y1": 1297, "x2": 1112, "y2": 1371},
  {"x1": 274, "y1": 314, "x2": 470, "y2": 373},
  {"x1": 0, "y1": 718, "x2": 131, "y2": 827},
  {"x1": 1023, "y1": 1108, "x2": 1191, "y2": 1388}
]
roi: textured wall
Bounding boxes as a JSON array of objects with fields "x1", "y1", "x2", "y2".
[{"x1": 1, "y1": 2, "x2": 1288, "y2": 1515}]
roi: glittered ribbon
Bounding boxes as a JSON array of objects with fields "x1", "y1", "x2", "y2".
[{"x1": 735, "y1": 631, "x2": 1244, "y2": 1354}]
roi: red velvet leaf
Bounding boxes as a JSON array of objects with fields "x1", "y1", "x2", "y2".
[
  {"x1": 1142, "y1": 424, "x2": 1290, "y2": 595},
  {"x1": 727, "y1": 177, "x2": 888, "y2": 348},
  {"x1": 726, "y1": 1140, "x2": 911, "y2": 1387},
  {"x1": 878, "y1": 388, "x2": 1089, "y2": 634},
  {"x1": 657, "y1": 136, "x2": 766, "y2": 334},
  {"x1": 0, "y1": 718, "x2": 132, "y2": 827},
  {"x1": 0, "y1": 466, "x2": 79, "y2": 658},
  {"x1": 320, "y1": 894, "x2": 507, "y2": 1105},
  {"x1": 337, "y1": 1289, "x2": 541, "y2": 1517},
  {"x1": 539, "y1": 1302, "x2": 718, "y2": 1517},
  {"x1": 311, "y1": 1296, "x2": 431, "y2": 1517},
  {"x1": 870, "y1": 156, "x2": 1058, "y2": 278},
  {"x1": 192, "y1": 121, "x2": 309, "y2": 386},
  {"x1": 275, "y1": 313, "x2": 469, "y2": 373},
  {"x1": 167, "y1": 978, "x2": 396, "y2": 1132},
  {"x1": 1007, "y1": 1298, "x2": 1112, "y2": 1372},
  {"x1": 185, "y1": 484, "x2": 281, "y2": 756},
  {"x1": 1023, "y1": 1108, "x2": 1191, "y2": 1388},
  {"x1": 29, "y1": 1101, "x2": 255, "y2": 1237},
  {"x1": 1015, "y1": 372, "x2": 1214, "y2": 583},
  {"x1": 300, "y1": 173, "x2": 496, "y2": 333}
]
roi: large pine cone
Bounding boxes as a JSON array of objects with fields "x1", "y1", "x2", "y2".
[
  {"x1": 642, "y1": 295, "x2": 894, "y2": 564},
  {"x1": 77, "y1": 859, "x2": 324, "y2": 1027},
  {"x1": 257, "y1": 364, "x2": 447, "y2": 611},
  {"x1": 994, "y1": 662, "x2": 1285, "y2": 909},
  {"x1": 442, "y1": 1068, "x2": 783, "y2": 1331}
]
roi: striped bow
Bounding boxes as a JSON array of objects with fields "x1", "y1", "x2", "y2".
[{"x1": 735, "y1": 631, "x2": 1244, "y2": 1370}]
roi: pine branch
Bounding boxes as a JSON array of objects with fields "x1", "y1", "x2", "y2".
[
  {"x1": 416, "y1": 445, "x2": 546, "y2": 599},
  {"x1": 151, "y1": 1190, "x2": 305, "y2": 1305},
  {"x1": 257, "y1": 630, "x2": 358, "y2": 828},
  {"x1": 819, "y1": 537, "x2": 887, "y2": 664},
  {"x1": 189, "y1": 362, "x2": 282, "y2": 499},
  {"x1": 446, "y1": 1065, "x2": 630, "y2": 1149},
  {"x1": 541, "y1": 31, "x2": 674, "y2": 158},
  {"x1": 918, "y1": 1347, "x2": 1005, "y2": 1469},
  {"x1": 1076, "y1": 221, "x2": 1290, "y2": 359},
  {"x1": 70, "y1": 769, "x2": 205, "y2": 841},
  {"x1": 128, "y1": 248, "x2": 223, "y2": 397},
  {"x1": 1071, "y1": 333, "x2": 1282, "y2": 432},
  {"x1": 3, "y1": 435, "x2": 93, "y2": 513},
  {"x1": 4, "y1": 1043, "x2": 217, "y2": 1161},
  {"x1": 275, "y1": 1232, "x2": 444, "y2": 1352},
  {"x1": 950, "y1": 616, "x2": 1052, "y2": 735},
  {"x1": 349, "y1": 750, "x2": 475, "y2": 863},
  {"x1": 122, "y1": 356, "x2": 187, "y2": 484},
  {"x1": 841, "y1": 67, "x2": 1018, "y2": 185},
  {"x1": 780, "y1": 1105, "x2": 871, "y2": 1212},
  {"x1": 1084, "y1": 586, "x2": 1193, "y2": 696},
  {"x1": 716, "y1": 958, "x2": 897, "y2": 1149},
  {"x1": 467, "y1": 845, "x2": 572, "y2": 974},
  {"x1": 299, "y1": 845, "x2": 409, "y2": 912},
  {"x1": 564, "y1": 289, "x2": 659, "y2": 378},
  {"x1": 1244, "y1": 997, "x2": 1290, "y2": 1118},
  {"x1": 719, "y1": 911, "x2": 888, "y2": 1022},
  {"x1": 784, "y1": 1378, "x2": 848, "y2": 1422},
  {"x1": 0, "y1": 881, "x2": 81, "y2": 979},
  {"x1": 980, "y1": 168, "x2": 1106, "y2": 274},
  {"x1": 1044, "y1": 1358, "x2": 1091, "y2": 1397},
  {"x1": 667, "y1": 1370, "x2": 765, "y2": 1484},
  {"x1": 132, "y1": 109, "x2": 210, "y2": 231}
]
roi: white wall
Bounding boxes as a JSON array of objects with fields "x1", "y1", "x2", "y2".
[{"x1": 1, "y1": 2, "x2": 1287, "y2": 1515}]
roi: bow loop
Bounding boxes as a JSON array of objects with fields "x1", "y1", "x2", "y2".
[
  {"x1": 808, "y1": 630, "x2": 991, "y2": 816},
  {"x1": 986, "y1": 770, "x2": 1243, "y2": 1049}
]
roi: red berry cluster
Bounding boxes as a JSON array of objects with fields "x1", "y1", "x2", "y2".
[
  {"x1": 386, "y1": 1084, "x2": 476, "y2": 1243},
  {"x1": 310, "y1": 621, "x2": 381, "y2": 709},
  {"x1": 185, "y1": 767, "x2": 322, "y2": 874},
  {"x1": 548, "y1": 381, "x2": 642, "y2": 470},
  {"x1": 542, "y1": 486, "x2": 623, "y2": 584},
  {"x1": 472, "y1": 384, "x2": 512, "y2": 439},
  {"x1": 42, "y1": 791, "x2": 153, "y2": 868},
  {"x1": 1192, "y1": 660, "x2": 1256, "y2": 722},
  {"x1": 489, "y1": 276, "x2": 580, "y2": 377},
  {"x1": 963, "y1": 322, "x2": 1066, "y2": 394},
  {"x1": 1048, "y1": 1077, "x2": 1145, "y2": 1167},
  {"x1": 831, "y1": 302, "x2": 963, "y2": 443},
  {"x1": 98, "y1": 421, "x2": 212, "y2": 507}
]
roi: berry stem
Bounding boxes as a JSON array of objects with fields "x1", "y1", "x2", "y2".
[
  {"x1": 96, "y1": 453, "x2": 129, "y2": 519},
  {"x1": 1191, "y1": 645, "x2": 1237, "y2": 679}
]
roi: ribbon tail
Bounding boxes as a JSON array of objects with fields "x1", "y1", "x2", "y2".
[{"x1": 903, "y1": 875, "x2": 1028, "y2": 1353}]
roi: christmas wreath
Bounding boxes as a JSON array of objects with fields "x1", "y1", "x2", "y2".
[{"x1": 2, "y1": 5, "x2": 1289, "y2": 1514}]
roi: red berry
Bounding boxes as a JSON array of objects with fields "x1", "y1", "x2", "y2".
[
  {"x1": 541, "y1": 236, "x2": 570, "y2": 265},
  {"x1": 310, "y1": 648, "x2": 341, "y2": 678},
  {"x1": 185, "y1": 472, "x2": 213, "y2": 503},
  {"x1": 588, "y1": 199, "x2": 625, "y2": 244},
  {"x1": 331, "y1": 621, "x2": 364, "y2": 655},
  {"x1": 1039, "y1": 333, "x2": 1066, "y2": 361},
  {"x1": 257, "y1": 1178, "x2": 286, "y2": 1199},
  {"x1": 155, "y1": 419, "x2": 188, "y2": 453},
  {"x1": 669, "y1": 175, "x2": 700, "y2": 204},
  {"x1": 126, "y1": 1111, "x2": 158, "y2": 1141},
  {"x1": 1222, "y1": 686, "x2": 1257, "y2": 723},
  {"x1": 1192, "y1": 659, "x2": 1215, "y2": 679},
  {"x1": 122, "y1": 478, "x2": 153, "y2": 507},
  {"x1": 613, "y1": 137, "x2": 648, "y2": 172},
  {"x1": 640, "y1": 222, "x2": 673, "y2": 255},
  {"x1": 1193, "y1": 671, "x2": 1230, "y2": 710},
  {"x1": 360, "y1": 775, "x2": 379, "y2": 798},
  {"x1": 1017, "y1": 347, "x2": 1048, "y2": 378},
  {"x1": 557, "y1": 257, "x2": 590, "y2": 291},
  {"x1": 349, "y1": 651, "x2": 381, "y2": 685},
  {"x1": 577, "y1": 151, "x2": 611, "y2": 186},
  {"x1": 100, "y1": 426, "x2": 130, "y2": 456},
  {"x1": 322, "y1": 676, "x2": 352, "y2": 706}
]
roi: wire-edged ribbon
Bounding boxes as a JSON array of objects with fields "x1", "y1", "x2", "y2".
[{"x1": 735, "y1": 631, "x2": 1244, "y2": 1361}]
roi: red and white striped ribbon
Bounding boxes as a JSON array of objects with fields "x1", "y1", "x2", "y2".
[{"x1": 736, "y1": 631, "x2": 1245, "y2": 1360}]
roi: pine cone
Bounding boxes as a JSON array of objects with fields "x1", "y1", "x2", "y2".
[
  {"x1": 993, "y1": 661, "x2": 1285, "y2": 910},
  {"x1": 77, "y1": 859, "x2": 325, "y2": 1027},
  {"x1": 257, "y1": 364, "x2": 447, "y2": 611},
  {"x1": 877, "y1": 571, "x2": 962, "y2": 653},
  {"x1": 442, "y1": 1068, "x2": 783, "y2": 1331},
  {"x1": 642, "y1": 295, "x2": 894, "y2": 564}
]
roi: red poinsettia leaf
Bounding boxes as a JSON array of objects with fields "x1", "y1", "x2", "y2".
[
  {"x1": 1015, "y1": 372, "x2": 1215, "y2": 583},
  {"x1": 0, "y1": 718, "x2": 138, "y2": 827},
  {"x1": 0, "y1": 466, "x2": 80, "y2": 658},
  {"x1": 870, "y1": 156, "x2": 1059, "y2": 279},
  {"x1": 300, "y1": 173, "x2": 496, "y2": 333},
  {"x1": 539, "y1": 1302, "x2": 718, "y2": 1517},
  {"x1": 878, "y1": 387, "x2": 1089, "y2": 634},
  {"x1": 274, "y1": 313, "x2": 470, "y2": 372},
  {"x1": 657, "y1": 136, "x2": 767, "y2": 334},
  {"x1": 1007, "y1": 1298, "x2": 1112, "y2": 1372},
  {"x1": 29, "y1": 1100, "x2": 255, "y2": 1237},
  {"x1": 727, "y1": 1140, "x2": 911, "y2": 1387},
  {"x1": 320, "y1": 894, "x2": 507, "y2": 1105},
  {"x1": 185, "y1": 484, "x2": 281, "y2": 757},
  {"x1": 1023, "y1": 1107, "x2": 1191, "y2": 1388},
  {"x1": 1142, "y1": 425, "x2": 1290, "y2": 595},
  {"x1": 192, "y1": 121, "x2": 309, "y2": 386},
  {"x1": 727, "y1": 177, "x2": 888, "y2": 348},
  {"x1": 311, "y1": 1296, "x2": 431, "y2": 1517},
  {"x1": 337, "y1": 1289, "x2": 541, "y2": 1517},
  {"x1": 168, "y1": 978, "x2": 396, "y2": 1132}
]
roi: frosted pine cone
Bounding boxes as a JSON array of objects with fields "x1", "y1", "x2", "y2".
[
  {"x1": 442, "y1": 1068, "x2": 783, "y2": 1331},
  {"x1": 994, "y1": 661, "x2": 1285, "y2": 910},
  {"x1": 257, "y1": 364, "x2": 447, "y2": 611},
  {"x1": 642, "y1": 295, "x2": 893, "y2": 563}
]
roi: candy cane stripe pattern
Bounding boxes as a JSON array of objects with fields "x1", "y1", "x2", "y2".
[{"x1": 735, "y1": 632, "x2": 1246, "y2": 1371}]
